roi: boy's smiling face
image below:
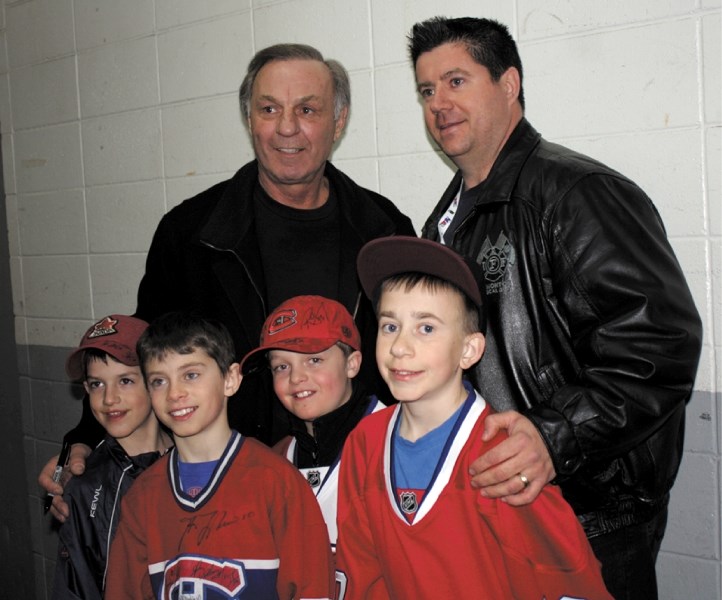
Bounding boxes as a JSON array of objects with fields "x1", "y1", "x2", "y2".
[
  {"x1": 376, "y1": 283, "x2": 484, "y2": 409},
  {"x1": 269, "y1": 345, "x2": 361, "y2": 426},
  {"x1": 85, "y1": 357, "x2": 155, "y2": 454},
  {"x1": 145, "y1": 348, "x2": 240, "y2": 443}
]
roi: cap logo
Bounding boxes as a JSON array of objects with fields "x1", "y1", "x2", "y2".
[
  {"x1": 267, "y1": 309, "x2": 297, "y2": 336},
  {"x1": 341, "y1": 325, "x2": 352, "y2": 340},
  {"x1": 87, "y1": 316, "x2": 118, "y2": 339}
]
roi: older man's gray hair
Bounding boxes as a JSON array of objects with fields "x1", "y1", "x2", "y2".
[{"x1": 239, "y1": 43, "x2": 351, "y2": 122}]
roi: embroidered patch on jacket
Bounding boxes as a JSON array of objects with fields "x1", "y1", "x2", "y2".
[{"x1": 476, "y1": 232, "x2": 516, "y2": 295}]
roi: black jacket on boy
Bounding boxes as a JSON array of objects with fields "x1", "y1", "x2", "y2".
[{"x1": 53, "y1": 436, "x2": 165, "y2": 599}]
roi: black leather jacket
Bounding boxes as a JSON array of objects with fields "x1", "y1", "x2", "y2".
[
  {"x1": 423, "y1": 119, "x2": 702, "y2": 531},
  {"x1": 135, "y1": 160, "x2": 414, "y2": 444}
]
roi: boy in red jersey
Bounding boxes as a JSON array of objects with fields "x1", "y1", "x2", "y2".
[
  {"x1": 105, "y1": 312, "x2": 333, "y2": 600},
  {"x1": 335, "y1": 236, "x2": 611, "y2": 600}
]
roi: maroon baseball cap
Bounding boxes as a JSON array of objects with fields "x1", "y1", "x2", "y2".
[
  {"x1": 65, "y1": 315, "x2": 149, "y2": 381},
  {"x1": 240, "y1": 295, "x2": 361, "y2": 375},
  {"x1": 357, "y1": 236, "x2": 483, "y2": 308}
]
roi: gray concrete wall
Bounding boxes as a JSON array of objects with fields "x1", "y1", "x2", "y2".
[{"x1": 0, "y1": 131, "x2": 34, "y2": 600}]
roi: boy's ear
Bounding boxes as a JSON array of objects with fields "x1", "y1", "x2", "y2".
[
  {"x1": 224, "y1": 363, "x2": 242, "y2": 397},
  {"x1": 460, "y1": 333, "x2": 485, "y2": 370},
  {"x1": 345, "y1": 350, "x2": 362, "y2": 379}
]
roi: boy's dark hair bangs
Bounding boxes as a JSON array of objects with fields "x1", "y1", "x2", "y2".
[
  {"x1": 82, "y1": 348, "x2": 111, "y2": 380},
  {"x1": 374, "y1": 272, "x2": 484, "y2": 334},
  {"x1": 137, "y1": 312, "x2": 237, "y2": 377}
]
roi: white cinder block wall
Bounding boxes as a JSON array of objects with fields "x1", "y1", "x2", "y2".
[{"x1": 0, "y1": 1, "x2": 718, "y2": 598}]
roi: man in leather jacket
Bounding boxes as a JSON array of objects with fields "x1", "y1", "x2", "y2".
[
  {"x1": 41, "y1": 43, "x2": 414, "y2": 520},
  {"x1": 409, "y1": 16, "x2": 702, "y2": 599}
]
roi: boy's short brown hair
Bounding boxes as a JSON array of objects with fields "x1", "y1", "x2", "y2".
[{"x1": 137, "y1": 311, "x2": 237, "y2": 377}]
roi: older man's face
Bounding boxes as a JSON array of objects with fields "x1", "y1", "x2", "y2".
[{"x1": 248, "y1": 58, "x2": 347, "y2": 202}]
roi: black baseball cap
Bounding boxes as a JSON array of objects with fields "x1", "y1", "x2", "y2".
[{"x1": 357, "y1": 236, "x2": 483, "y2": 309}]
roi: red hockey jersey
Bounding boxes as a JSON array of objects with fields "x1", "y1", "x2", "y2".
[
  {"x1": 335, "y1": 392, "x2": 612, "y2": 600},
  {"x1": 105, "y1": 432, "x2": 334, "y2": 599}
]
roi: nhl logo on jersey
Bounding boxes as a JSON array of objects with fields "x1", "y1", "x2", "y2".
[
  {"x1": 307, "y1": 470, "x2": 321, "y2": 488},
  {"x1": 399, "y1": 491, "x2": 418, "y2": 514}
]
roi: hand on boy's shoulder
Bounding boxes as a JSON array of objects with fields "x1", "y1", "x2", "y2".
[{"x1": 469, "y1": 411, "x2": 556, "y2": 507}]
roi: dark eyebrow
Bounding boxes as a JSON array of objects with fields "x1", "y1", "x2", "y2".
[
  {"x1": 440, "y1": 68, "x2": 472, "y2": 81},
  {"x1": 416, "y1": 68, "x2": 471, "y2": 93}
]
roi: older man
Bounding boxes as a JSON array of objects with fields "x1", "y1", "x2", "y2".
[
  {"x1": 408, "y1": 17, "x2": 701, "y2": 599},
  {"x1": 42, "y1": 44, "x2": 414, "y2": 518},
  {"x1": 134, "y1": 44, "x2": 413, "y2": 444}
]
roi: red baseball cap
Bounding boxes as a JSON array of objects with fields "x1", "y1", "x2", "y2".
[
  {"x1": 65, "y1": 315, "x2": 149, "y2": 381},
  {"x1": 240, "y1": 295, "x2": 361, "y2": 375}
]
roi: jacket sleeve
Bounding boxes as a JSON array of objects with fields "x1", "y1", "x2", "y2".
[
  {"x1": 134, "y1": 210, "x2": 186, "y2": 322},
  {"x1": 335, "y1": 431, "x2": 391, "y2": 600},
  {"x1": 52, "y1": 495, "x2": 102, "y2": 600},
  {"x1": 527, "y1": 173, "x2": 703, "y2": 479}
]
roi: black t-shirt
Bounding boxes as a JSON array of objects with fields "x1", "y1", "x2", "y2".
[
  {"x1": 443, "y1": 179, "x2": 485, "y2": 245},
  {"x1": 254, "y1": 183, "x2": 341, "y2": 312}
]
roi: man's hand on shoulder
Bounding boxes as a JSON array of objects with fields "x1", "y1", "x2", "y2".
[
  {"x1": 469, "y1": 411, "x2": 556, "y2": 506},
  {"x1": 38, "y1": 443, "x2": 92, "y2": 522}
]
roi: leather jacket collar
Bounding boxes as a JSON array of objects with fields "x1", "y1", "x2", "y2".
[{"x1": 423, "y1": 119, "x2": 542, "y2": 239}]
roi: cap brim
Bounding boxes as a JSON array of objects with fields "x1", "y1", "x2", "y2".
[
  {"x1": 65, "y1": 340, "x2": 141, "y2": 381},
  {"x1": 357, "y1": 236, "x2": 482, "y2": 307},
  {"x1": 240, "y1": 337, "x2": 341, "y2": 375},
  {"x1": 65, "y1": 349, "x2": 86, "y2": 381}
]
